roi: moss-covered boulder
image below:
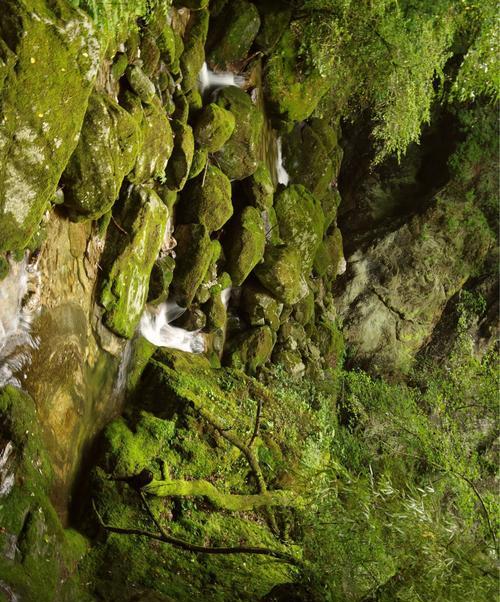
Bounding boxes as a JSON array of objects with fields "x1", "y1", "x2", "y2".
[
  {"x1": 313, "y1": 227, "x2": 345, "y2": 279},
  {"x1": 242, "y1": 162, "x2": 274, "y2": 210},
  {"x1": 61, "y1": 93, "x2": 140, "y2": 220},
  {"x1": 207, "y1": 0, "x2": 261, "y2": 69},
  {"x1": 165, "y1": 120, "x2": 195, "y2": 191},
  {"x1": 321, "y1": 188, "x2": 342, "y2": 233},
  {"x1": 130, "y1": 97, "x2": 174, "y2": 184},
  {"x1": 148, "y1": 255, "x2": 176, "y2": 304},
  {"x1": 125, "y1": 64, "x2": 155, "y2": 103},
  {"x1": 100, "y1": 187, "x2": 169, "y2": 338},
  {"x1": 193, "y1": 103, "x2": 236, "y2": 153},
  {"x1": 224, "y1": 206, "x2": 266, "y2": 286},
  {"x1": 179, "y1": 165, "x2": 233, "y2": 232},
  {"x1": 255, "y1": 245, "x2": 308, "y2": 305},
  {"x1": 215, "y1": 86, "x2": 263, "y2": 180},
  {"x1": 180, "y1": 9, "x2": 209, "y2": 92},
  {"x1": 283, "y1": 122, "x2": 342, "y2": 198},
  {"x1": 188, "y1": 147, "x2": 208, "y2": 179},
  {"x1": 0, "y1": 0, "x2": 99, "y2": 252},
  {"x1": 265, "y1": 30, "x2": 330, "y2": 122},
  {"x1": 171, "y1": 223, "x2": 215, "y2": 306},
  {"x1": 241, "y1": 282, "x2": 283, "y2": 331},
  {"x1": 254, "y1": 0, "x2": 291, "y2": 52},
  {"x1": 274, "y1": 185, "x2": 324, "y2": 270},
  {"x1": 227, "y1": 326, "x2": 275, "y2": 373}
]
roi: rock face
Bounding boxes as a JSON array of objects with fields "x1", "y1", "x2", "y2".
[
  {"x1": 100, "y1": 187, "x2": 169, "y2": 338},
  {"x1": 0, "y1": 0, "x2": 99, "y2": 251},
  {"x1": 336, "y1": 199, "x2": 492, "y2": 376}
]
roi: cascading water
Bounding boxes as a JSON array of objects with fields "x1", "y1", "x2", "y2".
[
  {"x1": 275, "y1": 137, "x2": 290, "y2": 186},
  {"x1": 198, "y1": 62, "x2": 245, "y2": 95},
  {"x1": 139, "y1": 301, "x2": 206, "y2": 353},
  {"x1": 0, "y1": 256, "x2": 40, "y2": 388}
]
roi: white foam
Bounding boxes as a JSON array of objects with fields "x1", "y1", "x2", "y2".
[
  {"x1": 276, "y1": 137, "x2": 290, "y2": 186},
  {"x1": 221, "y1": 287, "x2": 232, "y2": 309},
  {"x1": 198, "y1": 62, "x2": 245, "y2": 95},
  {"x1": 139, "y1": 301, "x2": 205, "y2": 354}
]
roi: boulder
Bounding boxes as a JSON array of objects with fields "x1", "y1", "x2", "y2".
[
  {"x1": 193, "y1": 103, "x2": 235, "y2": 153},
  {"x1": 180, "y1": 9, "x2": 209, "y2": 92},
  {"x1": 226, "y1": 326, "x2": 274, "y2": 373},
  {"x1": 125, "y1": 65, "x2": 156, "y2": 103},
  {"x1": 274, "y1": 185, "x2": 324, "y2": 270},
  {"x1": 165, "y1": 120, "x2": 195, "y2": 191},
  {"x1": 242, "y1": 162, "x2": 274, "y2": 210},
  {"x1": 100, "y1": 187, "x2": 169, "y2": 338},
  {"x1": 215, "y1": 86, "x2": 263, "y2": 180},
  {"x1": 207, "y1": 0, "x2": 261, "y2": 69},
  {"x1": 224, "y1": 206, "x2": 266, "y2": 286},
  {"x1": 313, "y1": 227, "x2": 345, "y2": 279},
  {"x1": 255, "y1": 245, "x2": 308, "y2": 305},
  {"x1": 62, "y1": 93, "x2": 140, "y2": 220},
  {"x1": 0, "y1": 0, "x2": 99, "y2": 251},
  {"x1": 188, "y1": 148, "x2": 208, "y2": 179},
  {"x1": 241, "y1": 282, "x2": 283, "y2": 331},
  {"x1": 179, "y1": 165, "x2": 233, "y2": 232}
]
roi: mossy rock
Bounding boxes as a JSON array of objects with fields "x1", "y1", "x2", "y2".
[
  {"x1": 254, "y1": 0, "x2": 292, "y2": 53},
  {"x1": 171, "y1": 223, "x2": 214, "y2": 306},
  {"x1": 186, "y1": 88, "x2": 203, "y2": 114},
  {"x1": 313, "y1": 227, "x2": 344, "y2": 279},
  {"x1": 0, "y1": 255, "x2": 9, "y2": 280},
  {"x1": 215, "y1": 86, "x2": 263, "y2": 180},
  {"x1": 255, "y1": 245, "x2": 308, "y2": 305},
  {"x1": 310, "y1": 319, "x2": 345, "y2": 371},
  {"x1": 172, "y1": 90, "x2": 190, "y2": 123},
  {"x1": 274, "y1": 185, "x2": 324, "y2": 270},
  {"x1": 140, "y1": 30, "x2": 161, "y2": 77},
  {"x1": 173, "y1": 0, "x2": 209, "y2": 9},
  {"x1": 148, "y1": 255, "x2": 176, "y2": 304},
  {"x1": 165, "y1": 120, "x2": 195, "y2": 191},
  {"x1": 224, "y1": 206, "x2": 266, "y2": 286},
  {"x1": 157, "y1": 24, "x2": 177, "y2": 68},
  {"x1": 227, "y1": 326, "x2": 275, "y2": 373},
  {"x1": 100, "y1": 186, "x2": 169, "y2": 338},
  {"x1": 241, "y1": 282, "x2": 283, "y2": 331},
  {"x1": 207, "y1": 0, "x2": 261, "y2": 69},
  {"x1": 180, "y1": 9, "x2": 209, "y2": 92},
  {"x1": 265, "y1": 29, "x2": 330, "y2": 122},
  {"x1": 282, "y1": 123, "x2": 336, "y2": 198},
  {"x1": 129, "y1": 97, "x2": 174, "y2": 184},
  {"x1": 61, "y1": 93, "x2": 140, "y2": 220},
  {"x1": 188, "y1": 147, "x2": 208, "y2": 179},
  {"x1": 179, "y1": 165, "x2": 233, "y2": 232},
  {"x1": 293, "y1": 289, "x2": 315, "y2": 326},
  {"x1": 0, "y1": 1, "x2": 99, "y2": 252},
  {"x1": 125, "y1": 64, "x2": 156, "y2": 104},
  {"x1": 321, "y1": 188, "x2": 341, "y2": 233},
  {"x1": 242, "y1": 162, "x2": 274, "y2": 210},
  {"x1": 193, "y1": 103, "x2": 236, "y2": 153}
]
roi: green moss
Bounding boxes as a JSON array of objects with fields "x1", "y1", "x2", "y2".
[
  {"x1": 241, "y1": 283, "x2": 283, "y2": 331},
  {"x1": 207, "y1": 0, "x2": 261, "y2": 69},
  {"x1": 188, "y1": 148, "x2": 208, "y2": 179},
  {"x1": 180, "y1": 9, "x2": 209, "y2": 92},
  {"x1": 62, "y1": 93, "x2": 141, "y2": 220},
  {"x1": 165, "y1": 120, "x2": 195, "y2": 191},
  {"x1": 313, "y1": 227, "x2": 344, "y2": 279},
  {"x1": 186, "y1": 88, "x2": 204, "y2": 115},
  {"x1": 100, "y1": 186, "x2": 169, "y2": 338},
  {"x1": 0, "y1": 0, "x2": 99, "y2": 252},
  {"x1": 227, "y1": 326, "x2": 275, "y2": 373},
  {"x1": 171, "y1": 223, "x2": 214, "y2": 306},
  {"x1": 148, "y1": 255, "x2": 176, "y2": 304},
  {"x1": 254, "y1": 0, "x2": 291, "y2": 53},
  {"x1": 274, "y1": 185, "x2": 324, "y2": 270},
  {"x1": 194, "y1": 103, "x2": 236, "y2": 153},
  {"x1": 255, "y1": 245, "x2": 308, "y2": 306},
  {"x1": 224, "y1": 206, "x2": 266, "y2": 286},
  {"x1": 215, "y1": 86, "x2": 264, "y2": 181},
  {"x1": 320, "y1": 188, "x2": 341, "y2": 233},
  {"x1": 293, "y1": 289, "x2": 315, "y2": 326},
  {"x1": 157, "y1": 23, "x2": 177, "y2": 68},
  {"x1": 265, "y1": 30, "x2": 331, "y2": 122},
  {"x1": 0, "y1": 255, "x2": 9, "y2": 280},
  {"x1": 125, "y1": 64, "x2": 156, "y2": 103},
  {"x1": 242, "y1": 162, "x2": 275, "y2": 210},
  {"x1": 179, "y1": 165, "x2": 233, "y2": 232}
]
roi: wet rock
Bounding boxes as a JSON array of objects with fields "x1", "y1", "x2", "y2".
[
  {"x1": 313, "y1": 227, "x2": 345, "y2": 279},
  {"x1": 100, "y1": 187, "x2": 169, "y2": 338},
  {"x1": 194, "y1": 103, "x2": 236, "y2": 153},
  {"x1": 336, "y1": 199, "x2": 492, "y2": 376},
  {"x1": 215, "y1": 86, "x2": 263, "y2": 180},
  {"x1": 255, "y1": 245, "x2": 308, "y2": 305},
  {"x1": 180, "y1": 9, "x2": 209, "y2": 92},
  {"x1": 242, "y1": 163, "x2": 274, "y2": 210},
  {"x1": 126, "y1": 65, "x2": 156, "y2": 104},
  {"x1": 265, "y1": 30, "x2": 330, "y2": 122},
  {"x1": 224, "y1": 206, "x2": 266, "y2": 286},
  {"x1": 207, "y1": 0, "x2": 261, "y2": 69},
  {"x1": 171, "y1": 224, "x2": 215, "y2": 306},
  {"x1": 61, "y1": 93, "x2": 140, "y2": 220},
  {"x1": 241, "y1": 282, "x2": 283, "y2": 331},
  {"x1": 274, "y1": 185, "x2": 324, "y2": 270},
  {"x1": 227, "y1": 326, "x2": 275, "y2": 373},
  {"x1": 0, "y1": 1, "x2": 99, "y2": 252},
  {"x1": 165, "y1": 120, "x2": 195, "y2": 191},
  {"x1": 188, "y1": 148, "x2": 208, "y2": 179},
  {"x1": 179, "y1": 165, "x2": 233, "y2": 232}
]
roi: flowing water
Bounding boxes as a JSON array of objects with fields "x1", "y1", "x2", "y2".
[{"x1": 198, "y1": 62, "x2": 246, "y2": 95}]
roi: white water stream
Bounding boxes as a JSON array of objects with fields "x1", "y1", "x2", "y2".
[
  {"x1": 198, "y1": 62, "x2": 245, "y2": 95},
  {"x1": 275, "y1": 137, "x2": 290, "y2": 186}
]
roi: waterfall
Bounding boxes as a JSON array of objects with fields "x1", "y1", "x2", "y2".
[
  {"x1": 198, "y1": 62, "x2": 245, "y2": 95},
  {"x1": 276, "y1": 137, "x2": 290, "y2": 186},
  {"x1": 0, "y1": 256, "x2": 40, "y2": 388},
  {"x1": 139, "y1": 301, "x2": 205, "y2": 353},
  {"x1": 221, "y1": 287, "x2": 232, "y2": 309}
]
